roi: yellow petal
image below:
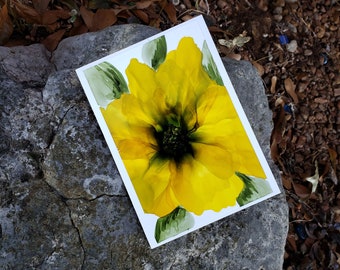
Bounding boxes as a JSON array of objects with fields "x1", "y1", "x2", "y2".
[
  {"x1": 155, "y1": 58, "x2": 193, "y2": 111},
  {"x1": 236, "y1": 152, "x2": 266, "y2": 179},
  {"x1": 193, "y1": 120, "x2": 266, "y2": 179},
  {"x1": 191, "y1": 84, "x2": 266, "y2": 179},
  {"x1": 101, "y1": 97, "x2": 152, "y2": 140},
  {"x1": 124, "y1": 158, "x2": 155, "y2": 209},
  {"x1": 155, "y1": 37, "x2": 213, "y2": 113},
  {"x1": 207, "y1": 173, "x2": 245, "y2": 209},
  {"x1": 172, "y1": 156, "x2": 244, "y2": 215},
  {"x1": 168, "y1": 37, "x2": 204, "y2": 78},
  {"x1": 196, "y1": 84, "x2": 237, "y2": 126},
  {"x1": 101, "y1": 97, "x2": 159, "y2": 161},
  {"x1": 129, "y1": 159, "x2": 179, "y2": 217},
  {"x1": 126, "y1": 59, "x2": 157, "y2": 102},
  {"x1": 124, "y1": 159, "x2": 150, "y2": 181},
  {"x1": 120, "y1": 93, "x2": 160, "y2": 128},
  {"x1": 149, "y1": 183, "x2": 179, "y2": 217},
  {"x1": 117, "y1": 139, "x2": 156, "y2": 160},
  {"x1": 101, "y1": 97, "x2": 130, "y2": 139},
  {"x1": 192, "y1": 119, "x2": 243, "y2": 148},
  {"x1": 191, "y1": 142, "x2": 235, "y2": 179}
]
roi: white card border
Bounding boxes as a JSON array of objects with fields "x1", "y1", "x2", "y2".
[{"x1": 76, "y1": 15, "x2": 281, "y2": 249}]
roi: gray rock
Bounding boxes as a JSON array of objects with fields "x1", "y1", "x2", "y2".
[
  {"x1": 52, "y1": 24, "x2": 160, "y2": 71},
  {"x1": 42, "y1": 92, "x2": 126, "y2": 199},
  {"x1": 0, "y1": 24, "x2": 288, "y2": 269},
  {"x1": 0, "y1": 44, "x2": 53, "y2": 87}
]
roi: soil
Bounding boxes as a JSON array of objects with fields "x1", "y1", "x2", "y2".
[{"x1": 1, "y1": 0, "x2": 339, "y2": 268}]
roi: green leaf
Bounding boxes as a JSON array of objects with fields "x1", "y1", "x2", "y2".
[
  {"x1": 84, "y1": 61, "x2": 128, "y2": 108},
  {"x1": 142, "y1": 35, "x2": 167, "y2": 70},
  {"x1": 155, "y1": 206, "x2": 194, "y2": 243},
  {"x1": 236, "y1": 172, "x2": 272, "y2": 206},
  {"x1": 202, "y1": 40, "x2": 224, "y2": 86}
]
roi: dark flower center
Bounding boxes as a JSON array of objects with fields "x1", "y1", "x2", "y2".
[{"x1": 155, "y1": 122, "x2": 193, "y2": 162}]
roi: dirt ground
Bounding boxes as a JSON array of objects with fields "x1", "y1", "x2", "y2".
[{"x1": 1, "y1": 0, "x2": 339, "y2": 268}]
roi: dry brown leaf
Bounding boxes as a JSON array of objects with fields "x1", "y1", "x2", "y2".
[
  {"x1": 252, "y1": 61, "x2": 264, "y2": 76},
  {"x1": 41, "y1": 29, "x2": 66, "y2": 51},
  {"x1": 208, "y1": 26, "x2": 225, "y2": 33},
  {"x1": 296, "y1": 136, "x2": 307, "y2": 148},
  {"x1": 292, "y1": 182, "x2": 311, "y2": 199},
  {"x1": 272, "y1": 101, "x2": 286, "y2": 140},
  {"x1": 12, "y1": 0, "x2": 41, "y2": 24},
  {"x1": 197, "y1": 0, "x2": 209, "y2": 12},
  {"x1": 0, "y1": 4, "x2": 13, "y2": 45},
  {"x1": 287, "y1": 234, "x2": 298, "y2": 252},
  {"x1": 297, "y1": 81, "x2": 310, "y2": 93},
  {"x1": 69, "y1": 17, "x2": 88, "y2": 36},
  {"x1": 32, "y1": 0, "x2": 50, "y2": 14},
  {"x1": 136, "y1": 0, "x2": 154, "y2": 9},
  {"x1": 314, "y1": 97, "x2": 328, "y2": 104},
  {"x1": 315, "y1": 26, "x2": 325, "y2": 39},
  {"x1": 296, "y1": 72, "x2": 309, "y2": 81},
  {"x1": 207, "y1": 26, "x2": 226, "y2": 34},
  {"x1": 92, "y1": 9, "x2": 117, "y2": 31},
  {"x1": 257, "y1": 0, "x2": 268, "y2": 11},
  {"x1": 41, "y1": 9, "x2": 70, "y2": 25},
  {"x1": 334, "y1": 87, "x2": 340, "y2": 97},
  {"x1": 43, "y1": 22, "x2": 60, "y2": 33},
  {"x1": 270, "y1": 137, "x2": 279, "y2": 162},
  {"x1": 132, "y1": 9, "x2": 149, "y2": 24},
  {"x1": 114, "y1": 8, "x2": 131, "y2": 19},
  {"x1": 284, "y1": 77, "x2": 299, "y2": 103},
  {"x1": 217, "y1": 0, "x2": 227, "y2": 9},
  {"x1": 181, "y1": 14, "x2": 193, "y2": 21},
  {"x1": 270, "y1": 76, "x2": 278, "y2": 94},
  {"x1": 227, "y1": 53, "x2": 241, "y2": 61},
  {"x1": 80, "y1": 6, "x2": 94, "y2": 31},
  {"x1": 163, "y1": 2, "x2": 177, "y2": 24},
  {"x1": 183, "y1": 0, "x2": 192, "y2": 8},
  {"x1": 149, "y1": 17, "x2": 161, "y2": 28},
  {"x1": 282, "y1": 174, "x2": 293, "y2": 190},
  {"x1": 328, "y1": 148, "x2": 337, "y2": 171}
]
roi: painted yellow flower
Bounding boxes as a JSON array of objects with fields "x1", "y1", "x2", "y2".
[{"x1": 101, "y1": 37, "x2": 266, "y2": 217}]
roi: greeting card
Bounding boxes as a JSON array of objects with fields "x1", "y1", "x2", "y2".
[{"x1": 76, "y1": 15, "x2": 280, "y2": 248}]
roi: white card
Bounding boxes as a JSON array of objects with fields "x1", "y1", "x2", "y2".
[{"x1": 76, "y1": 15, "x2": 280, "y2": 248}]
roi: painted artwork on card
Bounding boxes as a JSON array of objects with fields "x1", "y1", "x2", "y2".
[{"x1": 76, "y1": 16, "x2": 280, "y2": 248}]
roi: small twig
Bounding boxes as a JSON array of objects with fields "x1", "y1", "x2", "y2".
[
  {"x1": 243, "y1": 0, "x2": 254, "y2": 9},
  {"x1": 204, "y1": 0, "x2": 210, "y2": 14},
  {"x1": 254, "y1": 51, "x2": 282, "y2": 62},
  {"x1": 177, "y1": 9, "x2": 205, "y2": 20},
  {"x1": 290, "y1": 218, "x2": 314, "y2": 223},
  {"x1": 299, "y1": 17, "x2": 317, "y2": 37}
]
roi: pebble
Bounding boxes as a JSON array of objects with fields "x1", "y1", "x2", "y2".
[
  {"x1": 274, "y1": 0, "x2": 285, "y2": 7},
  {"x1": 304, "y1": 49, "x2": 313, "y2": 56},
  {"x1": 273, "y1": 7, "x2": 283, "y2": 14},
  {"x1": 285, "y1": 0, "x2": 297, "y2": 3},
  {"x1": 330, "y1": 25, "x2": 338, "y2": 31},
  {"x1": 287, "y1": 23, "x2": 297, "y2": 33},
  {"x1": 287, "y1": 40, "x2": 298, "y2": 53},
  {"x1": 274, "y1": 15, "x2": 283, "y2": 22},
  {"x1": 217, "y1": 0, "x2": 227, "y2": 9}
]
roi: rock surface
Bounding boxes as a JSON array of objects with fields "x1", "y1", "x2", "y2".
[{"x1": 0, "y1": 24, "x2": 288, "y2": 269}]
